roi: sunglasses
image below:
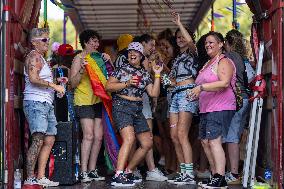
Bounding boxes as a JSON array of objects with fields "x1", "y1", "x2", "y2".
[{"x1": 33, "y1": 37, "x2": 50, "y2": 43}]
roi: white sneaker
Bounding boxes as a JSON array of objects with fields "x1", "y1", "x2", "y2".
[
  {"x1": 196, "y1": 170, "x2": 211, "y2": 179},
  {"x1": 146, "y1": 168, "x2": 168, "y2": 181},
  {"x1": 24, "y1": 177, "x2": 38, "y2": 185},
  {"x1": 37, "y1": 177, "x2": 59, "y2": 187}
]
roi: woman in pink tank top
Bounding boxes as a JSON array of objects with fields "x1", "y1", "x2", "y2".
[{"x1": 188, "y1": 31, "x2": 236, "y2": 188}]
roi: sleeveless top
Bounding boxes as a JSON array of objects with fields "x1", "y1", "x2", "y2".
[
  {"x1": 23, "y1": 50, "x2": 54, "y2": 104},
  {"x1": 169, "y1": 49, "x2": 198, "y2": 82},
  {"x1": 195, "y1": 54, "x2": 236, "y2": 113},
  {"x1": 74, "y1": 52, "x2": 103, "y2": 106}
]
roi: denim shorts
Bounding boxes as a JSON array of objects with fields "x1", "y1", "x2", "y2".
[
  {"x1": 199, "y1": 110, "x2": 235, "y2": 140},
  {"x1": 112, "y1": 96, "x2": 150, "y2": 134},
  {"x1": 142, "y1": 93, "x2": 153, "y2": 119},
  {"x1": 23, "y1": 100, "x2": 57, "y2": 135},
  {"x1": 169, "y1": 84, "x2": 199, "y2": 114},
  {"x1": 74, "y1": 103, "x2": 102, "y2": 119},
  {"x1": 224, "y1": 99, "x2": 250, "y2": 143}
]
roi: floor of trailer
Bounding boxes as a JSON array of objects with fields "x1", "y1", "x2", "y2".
[{"x1": 53, "y1": 180, "x2": 242, "y2": 189}]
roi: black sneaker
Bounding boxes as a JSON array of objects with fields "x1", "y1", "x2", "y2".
[
  {"x1": 88, "y1": 169, "x2": 105, "y2": 181},
  {"x1": 79, "y1": 171, "x2": 92, "y2": 183},
  {"x1": 111, "y1": 173, "x2": 135, "y2": 187},
  {"x1": 204, "y1": 173, "x2": 228, "y2": 189},
  {"x1": 198, "y1": 174, "x2": 212, "y2": 188},
  {"x1": 173, "y1": 173, "x2": 196, "y2": 185},
  {"x1": 167, "y1": 172, "x2": 183, "y2": 183},
  {"x1": 125, "y1": 173, "x2": 143, "y2": 183}
]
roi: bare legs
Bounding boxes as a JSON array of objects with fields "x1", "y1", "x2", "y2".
[
  {"x1": 201, "y1": 136, "x2": 226, "y2": 175},
  {"x1": 80, "y1": 118, "x2": 103, "y2": 172},
  {"x1": 116, "y1": 126, "x2": 153, "y2": 172},
  {"x1": 170, "y1": 112, "x2": 193, "y2": 164}
]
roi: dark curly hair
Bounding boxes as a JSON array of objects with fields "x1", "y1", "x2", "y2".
[
  {"x1": 79, "y1": 29, "x2": 101, "y2": 49},
  {"x1": 175, "y1": 27, "x2": 196, "y2": 44},
  {"x1": 196, "y1": 34, "x2": 210, "y2": 70},
  {"x1": 225, "y1": 29, "x2": 247, "y2": 59}
]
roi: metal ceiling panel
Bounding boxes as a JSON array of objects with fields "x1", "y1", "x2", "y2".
[{"x1": 61, "y1": 0, "x2": 213, "y2": 40}]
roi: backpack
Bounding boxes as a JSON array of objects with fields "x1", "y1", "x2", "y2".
[
  {"x1": 219, "y1": 55, "x2": 243, "y2": 111},
  {"x1": 231, "y1": 81, "x2": 243, "y2": 111}
]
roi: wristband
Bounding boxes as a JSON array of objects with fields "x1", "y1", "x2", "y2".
[
  {"x1": 200, "y1": 84, "x2": 204, "y2": 91},
  {"x1": 155, "y1": 74, "x2": 161, "y2": 78}
]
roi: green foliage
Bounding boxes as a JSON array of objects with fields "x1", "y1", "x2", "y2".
[
  {"x1": 196, "y1": 0, "x2": 253, "y2": 40},
  {"x1": 38, "y1": 16, "x2": 79, "y2": 55}
]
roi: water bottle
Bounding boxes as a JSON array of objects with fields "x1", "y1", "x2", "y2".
[{"x1": 14, "y1": 169, "x2": 21, "y2": 189}]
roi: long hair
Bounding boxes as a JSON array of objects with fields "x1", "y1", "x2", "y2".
[{"x1": 225, "y1": 29, "x2": 247, "y2": 59}]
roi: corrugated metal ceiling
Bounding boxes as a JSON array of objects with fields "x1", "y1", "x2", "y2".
[{"x1": 61, "y1": 0, "x2": 213, "y2": 40}]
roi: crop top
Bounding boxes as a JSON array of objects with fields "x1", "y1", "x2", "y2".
[
  {"x1": 169, "y1": 49, "x2": 198, "y2": 82},
  {"x1": 111, "y1": 63, "x2": 152, "y2": 98}
]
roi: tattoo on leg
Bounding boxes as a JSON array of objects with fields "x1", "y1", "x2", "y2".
[{"x1": 26, "y1": 133, "x2": 44, "y2": 177}]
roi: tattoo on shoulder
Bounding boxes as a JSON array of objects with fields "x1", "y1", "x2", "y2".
[{"x1": 26, "y1": 55, "x2": 42, "y2": 72}]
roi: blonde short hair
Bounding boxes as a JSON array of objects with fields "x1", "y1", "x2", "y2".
[{"x1": 30, "y1": 28, "x2": 49, "y2": 41}]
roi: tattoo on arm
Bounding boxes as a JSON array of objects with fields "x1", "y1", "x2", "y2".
[{"x1": 26, "y1": 54, "x2": 50, "y2": 87}]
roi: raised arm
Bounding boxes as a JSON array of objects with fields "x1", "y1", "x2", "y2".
[
  {"x1": 172, "y1": 12, "x2": 196, "y2": 53},
  {"x1": 146, "y1": 64, "x2": 163, "y2": 97}
]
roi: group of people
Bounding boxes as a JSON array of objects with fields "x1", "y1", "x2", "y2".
[{"x1": 23, "y1": 12, "x2": 254, "y2": 188}]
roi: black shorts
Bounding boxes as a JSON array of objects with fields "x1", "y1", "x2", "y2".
[
  {"x1": 199, "y1": 110, "x2": 235, "y2": 140},
  {"x1": 74, "y1": 103, "x2": 103, "y2": 119},
  {"x1": 112, "y1": 96, "x2": 150, "y2": 134}
]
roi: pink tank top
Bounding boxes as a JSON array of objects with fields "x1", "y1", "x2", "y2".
[{"x1": 195, "y1": 54, "x2": 236, "y2": 113}]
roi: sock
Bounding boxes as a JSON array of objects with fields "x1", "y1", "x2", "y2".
[
  {"x1": 184, "y1": 163, "x2": 194, "y2": 175},
  {"x1": 115, "y1": 170, "x2": 123, "y2": 177},
  {"x1": 180, "y1": 163, "x2": 185, "y2": 174},
  {"x1": 125, "y1": 168, "x2": 133, "y2": 174}
]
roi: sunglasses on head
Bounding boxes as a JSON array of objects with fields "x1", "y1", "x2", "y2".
[{"x1": 33, "y1": 37, "x2": 50, "y2": 43}]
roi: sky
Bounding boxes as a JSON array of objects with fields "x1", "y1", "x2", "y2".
[{"x1": 40, "y1": 0, "x2": 64, "y2": 20}]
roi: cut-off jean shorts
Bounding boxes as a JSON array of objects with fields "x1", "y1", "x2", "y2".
[
  {"x1": 112, "y1": 95, "x2": 150, "y2": 134},
  {"x1": 169, "y1": 84, "x2": 199, "y2": 114},
  {"x1": 224, "y1": 98, "x2": 250, "y2": 143},
  {"x1": 199, "y1": 110, "x2": 235, "y2": 140},
  {"x1": 23, "y1": 100, "x2": 57, "y2": 135}
]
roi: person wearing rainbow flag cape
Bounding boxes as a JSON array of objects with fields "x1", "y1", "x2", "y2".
[
  {"x1": 70, "y1": 30, "x2": 116, "y2": 183},
  {"x1": 106, "y1": 42, "x2": 163, "y2": 187}
]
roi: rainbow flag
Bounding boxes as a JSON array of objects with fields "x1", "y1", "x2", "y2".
[{"x1": 85, "y1": 53, "x2": 119, "y2": 171}]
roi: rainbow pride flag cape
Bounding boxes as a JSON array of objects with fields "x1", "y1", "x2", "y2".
[{"x1": 85, "y1": 53, "x2": 119, "y2": 171}]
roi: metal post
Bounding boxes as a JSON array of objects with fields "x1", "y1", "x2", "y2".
[
  {"x1": 232, "y1": 0, "x2": 239, "y2": 29},
  {"x1": 1, "y1": 0, "x2": 8, "y2": 186},
  {"x1": 211, "y1": 3, "x2": 214, "y2": 31},
  {"x1": 63, "y1": 12, "x2": 67, "y2": 44}
]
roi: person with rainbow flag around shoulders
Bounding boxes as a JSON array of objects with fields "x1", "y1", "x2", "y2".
[{"x1": 70, "y1": 29, "x2": 117, "y2": 183}]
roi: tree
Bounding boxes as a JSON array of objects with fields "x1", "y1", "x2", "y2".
[{"x1": 196, "y1": 0, "x2": 253, "y2": 39}]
